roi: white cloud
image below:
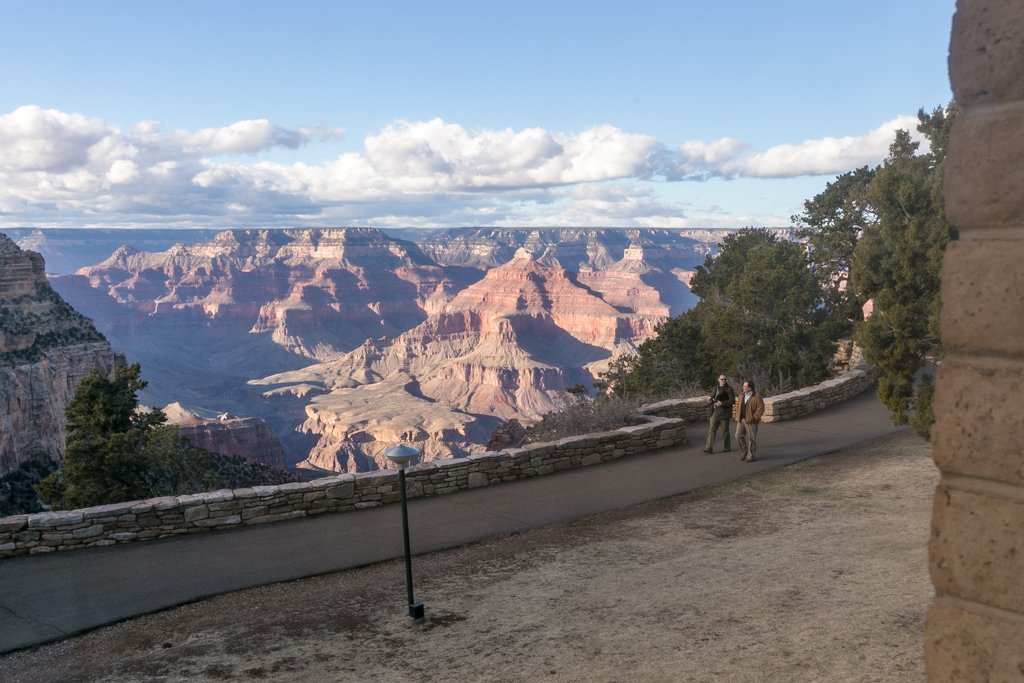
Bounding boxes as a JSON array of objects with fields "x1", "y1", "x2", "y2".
[
  {"x1": 0, "y1": 105, "x2": 927, "y2": 229},
  {"x1": 105, "y1": 159, "x2": 140, "y2": 185},
  {"x1": 676, "y1": 137, "x2": 748, "y2": 178},
  {"x1": 726, "y1": 116, "x2": 922, "y2": 178},
  {"x1": 176, "y1": 119, "x2": 343, "y2": 154},
  {"x1": 0, "y1": 105, "x2": 111, "y2": 172}
]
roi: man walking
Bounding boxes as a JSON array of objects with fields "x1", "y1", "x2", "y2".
[
  {"x1": 732, "y1": 380, "x2": 765, "y2": 462},
  {"x1": 703, "y1": 374, "x2": 734, "y2": 453}
]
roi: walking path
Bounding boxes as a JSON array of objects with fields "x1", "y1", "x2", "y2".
[{"x1": 0, "y1": 389, "x2": 903, "y2": 654}]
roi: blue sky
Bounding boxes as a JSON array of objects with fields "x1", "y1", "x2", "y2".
[{"x1": 0, "y1": 0, "x2": 956, "y2": 230}]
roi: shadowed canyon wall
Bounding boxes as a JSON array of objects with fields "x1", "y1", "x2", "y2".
[{"x1": 0, "y1": 235, "x2": 124, "y2": 476}]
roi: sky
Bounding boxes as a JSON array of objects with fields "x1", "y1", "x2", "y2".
[{"x1": 0, "y1": 0, "x2": 956, "y2": 231}]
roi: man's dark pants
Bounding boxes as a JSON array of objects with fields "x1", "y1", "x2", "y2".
[{"x1": 705, "y1": 414, "x2": 731, "y2": 451}]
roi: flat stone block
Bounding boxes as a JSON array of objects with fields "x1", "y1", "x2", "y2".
[
  {"x1": 946, "y1": 107, "x2": 1024, "y2": 228},
  {"x1": 71, "y1": 524, "x2": 105, "y2": 539},
  {"x1": 467, "y1": 472, "x2": 488, "y2": 488},
  {"x1": 194, "y1": 515, "x2": 241, "y2": 527},
  {"x1": 240, "y1": 506, "x2": 269, "y2": 521},
  {"x1": 940, "y1": 240, "x2": 1024, "y2": 355},
  {"x1": 932, "y1": 357, "x2": 1024, "y2": 484},
  {"x1": 251, "y1": 485, "x2": 281, "y2": 497},
  {"x1": 949, "y1": 0, "x2": 1024, "y2": 105},
  {"x1": 0, "y1": 516, "x2": 27, "y2": 533},
  {"x1": 28, "y1": 511, "x2": 83, "y2": 529},
  {"x1": 277, "y1": 482, "x2": 312, "y2": 493},
  {"x1": 184, "y1": 506, "x2": 210, "y2": 523},
  {"x1": 146, "y1": 496, "x2": 179, "y2": 511},
  {"x1": 244, "y1": 510, "x2": 307, "y2": 524},
  {"x1": 309, "y1": 474, "x2": 354, "y2": 489},
  {"x1": 617, "y1": 423, "x2": 655, "y2": 436},
  {"x1": 930, "y1": 485, "x2": 1024, "y2": 613},
  {"x1": 326, "y1": 482, "x2": 356, "y2": 499},
  {"x1": 925, "y1": 598, "x2": 1024, "y2": 682},
  {"x1": 82, "y1": 502, "x2": 136, "y2": 519}
]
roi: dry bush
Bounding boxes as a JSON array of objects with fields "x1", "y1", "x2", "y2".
[
  {"x1": 525, "y1": 394, "x2": 645, "y2": 444},
  {"x1": 732, "y1": 362, "x2": 795, "y2": 399}
]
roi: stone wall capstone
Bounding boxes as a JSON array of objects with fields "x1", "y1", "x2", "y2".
[
  {"x1": 639, "y1": 365, "x2": 879, "y2": 424},
  {"x1": 0, "y1": 415, "x2": 686, "y2": 558}
]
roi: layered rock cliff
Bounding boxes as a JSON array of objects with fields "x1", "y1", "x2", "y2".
[
  {"x1": 44, "y1": 227, "x2": 721, "y2": 474},
  {"x1": 76, "y1": 228, "x2": 475, "y2": 360},
  {"x1": 163, "y1": 402, "x2": 288, "y2": 469},
  {"x1": 254, "y1": 247, "x2": 671, "y2": 472},
  {"x1": 0, "y1": 234, "x2": 124, "y2": 476}
]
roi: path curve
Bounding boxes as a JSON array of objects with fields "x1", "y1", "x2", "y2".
[{"x1": 0, "y1": 389, "x2": 905, "y2": 654}]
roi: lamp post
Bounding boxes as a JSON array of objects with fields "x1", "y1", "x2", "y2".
[{"x1": 383, "y1": 444, "x2": 425, "y2": 623}]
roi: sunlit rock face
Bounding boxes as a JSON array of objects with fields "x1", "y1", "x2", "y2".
[
  {"x1": 75, "y1": 228, "x2": 476, "y2": 360},
  {"x1": 0, "y1": 234, "x2": 124, "y2": 476},
  {"x1": 163, "y1": 402, "x2": 288, "y2": 469},
  {"x1": 256, "y1": 246, "x2": 675, "y2": 472},
  {"x1": 47, "y1": 227, "x2": 720, "y2": 473}
]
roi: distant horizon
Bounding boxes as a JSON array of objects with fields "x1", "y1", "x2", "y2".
[{"x1": 3, "y1": 224, "x2": 775, "y2": 232}]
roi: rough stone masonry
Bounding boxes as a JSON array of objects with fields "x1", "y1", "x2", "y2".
[{"x1": 926, "y1": 1, "x2": 1024, "y2": 679}]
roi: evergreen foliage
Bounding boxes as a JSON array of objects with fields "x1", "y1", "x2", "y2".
[
  {"x1": 606, "y1": 101, "x2": 956, "y2": 442},
  {"x1": 0, "y1": 460, "x2": 57, "y2": 515},
  {"x1": 34, "y1": 363, "x2": 299, "y2": 510},
  {"x1": 606, "y1": 229, "x2": 834, "y2": 398},
  {"x1": 793, "y1": 165, "x2": 876, "y2": 328},
  {"x1": 851, "y1": 103, "x2": 957, "y2": 434}
]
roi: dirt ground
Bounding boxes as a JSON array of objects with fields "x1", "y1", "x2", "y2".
[{"x1": 0, "y1": 430, "x2": 937, "y2": 682}]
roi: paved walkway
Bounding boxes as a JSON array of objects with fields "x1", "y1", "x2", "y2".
[{"x1": 0, "y1": 390, "x2": 906, "y2": 654}]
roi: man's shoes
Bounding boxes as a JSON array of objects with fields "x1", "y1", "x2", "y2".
[
  {"x1": 702, "y1": 448, "x2": 713, "y2": 453},
  {"x1": 723, "y1": 448, "x2": 732, "y2": 452},
  {"x1": 742, "y1": 456, "x2": 756, "y2": 462}
]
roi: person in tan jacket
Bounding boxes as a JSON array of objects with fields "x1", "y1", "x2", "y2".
[{"x1": 732, "y1": 380, "x2": 765, "y2": 462}]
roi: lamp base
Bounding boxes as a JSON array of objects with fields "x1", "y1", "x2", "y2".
[{"x1": 408, "y1": 601, "x2": 425, "y2": 623}]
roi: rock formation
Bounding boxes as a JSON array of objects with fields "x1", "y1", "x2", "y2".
[
  {"x1": 43, "y1": 227, "x2": 721, "y2": 473},
  {"x1": 0, "y1": 234, "x2": 124, "y2": 476},
  {"x1": 254, "y1": 247, "x2": 672, "y2": 472},
  {"x1": 163, "y1": 402, "x2": 288, "y2": 469}
]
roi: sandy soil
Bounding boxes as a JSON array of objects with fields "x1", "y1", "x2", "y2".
[{"x1": 0, "y1": 430, "x2": 937, "y2": 682}]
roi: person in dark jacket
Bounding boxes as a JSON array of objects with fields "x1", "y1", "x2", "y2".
[{"x1": 703, "y1": 374, "x2": 734, "y2": 453}]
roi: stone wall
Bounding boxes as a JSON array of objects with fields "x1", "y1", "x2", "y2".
[
  {"x1": 639, "y1": 365, "x2": 879, "y2": 424},
  {"x1": 0, "y1": 415, "x2": 685, "y2": 558},
  {"x1": 926, "y1": 1, "x2": 1024, "y2": 679}
]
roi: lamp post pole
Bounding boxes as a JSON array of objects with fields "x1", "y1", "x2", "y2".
[{"x1": 384, "y1": 444, "x2": 425, "y2": 623}]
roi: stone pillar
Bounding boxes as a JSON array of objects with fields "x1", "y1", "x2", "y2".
[{"x1": 926, "y1": 1, "x2": 1024, "y2": 679}]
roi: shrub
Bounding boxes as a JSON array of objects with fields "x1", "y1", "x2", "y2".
[{"x1": 525, "y1": 392, "x2": 645, "y2": 443}]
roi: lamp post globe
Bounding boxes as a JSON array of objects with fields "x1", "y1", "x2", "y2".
[
  {"x1": 384, "y1": 444, "x2": 425, "y2": 623},
  {"x1": 384, "y1": 444, "x2": 419, "y2": 469}
]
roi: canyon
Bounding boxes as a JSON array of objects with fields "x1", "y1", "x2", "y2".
[
  {"x1": 20, "y1": 227, "x2": 718, "y2": 473},
  {"x1": 0, "y1": 235, "x2": 124, "y2": 477}
]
